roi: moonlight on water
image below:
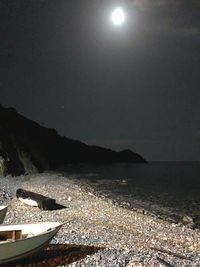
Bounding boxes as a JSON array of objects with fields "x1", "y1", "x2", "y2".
[{"x1": 111, "y1": 7, "x2": 126, "y2": 26}]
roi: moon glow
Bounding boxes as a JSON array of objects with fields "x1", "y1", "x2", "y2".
[{"x1": 111, "y1": 7, "x2": 126, "y2": 26}]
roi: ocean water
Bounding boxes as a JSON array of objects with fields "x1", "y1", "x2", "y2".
[
  {"x1": 64, "y1": 162, "x2": 200, "y2": 193},
  {"x1": 62, "y1": 162, "x2": 200, "y2": 216}
]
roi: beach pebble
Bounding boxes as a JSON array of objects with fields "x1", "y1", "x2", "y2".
[
  {"x1": 67, "y1": 196, "x2": 72, "y2": 202},
  {"x1": 182, "y1": 215, "x2": 194, "y2": 227}
]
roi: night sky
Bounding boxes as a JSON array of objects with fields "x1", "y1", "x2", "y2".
[{"x1": 0, "y1": 0, "x2": 200, "y2": 161}]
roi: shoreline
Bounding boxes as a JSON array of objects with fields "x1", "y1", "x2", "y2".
[
  {"x1": 0, "y1": 171, "x2": 200, "y2": 266},
  {"x1": 63, "y1": 173, "x2": 200, "y2": 228}
]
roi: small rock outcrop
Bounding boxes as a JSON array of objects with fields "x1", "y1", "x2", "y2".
[{"x1": 0, "y1": 104, "x2": 146, "y2": 176}]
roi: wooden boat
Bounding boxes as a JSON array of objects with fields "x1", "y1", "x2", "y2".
[
  {"x1": 0, "y1": 221, "x2": 63, "y2": 264},
  {"x1": 0, "y1": 206, "x2": 8, "y2": 224}
]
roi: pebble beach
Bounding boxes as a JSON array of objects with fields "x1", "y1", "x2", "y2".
[{"x1": 0, "y1": 172, "x2": 200, "y2": 267}]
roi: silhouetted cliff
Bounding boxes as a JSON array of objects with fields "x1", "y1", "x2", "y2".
[{"x1": 0, "y1": 104, "x2": 146, "y2": 176}]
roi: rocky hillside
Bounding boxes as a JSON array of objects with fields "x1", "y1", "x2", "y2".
[{"x1": 0, "y1": 105, "x2": 146, "y2": 176}]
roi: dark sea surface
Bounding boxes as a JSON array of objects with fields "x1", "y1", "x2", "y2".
[
  {"x1": 62, "y1": 162, "x2": 200, "y2": 223},
  {"x1": 64, "y1": 162, "x2": 200, "y2": 196}
]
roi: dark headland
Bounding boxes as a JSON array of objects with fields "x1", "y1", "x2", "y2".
[{"x1": 0, "y1": 104, "x2": 146, "y2": 176}]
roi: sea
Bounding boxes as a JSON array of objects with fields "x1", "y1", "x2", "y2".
[
  {"x1": 61, "y1": 162, "x2": 200, "y2": 220},
  {"x1": 63, "y1": 161, "x2": 200, "y2": 194}
]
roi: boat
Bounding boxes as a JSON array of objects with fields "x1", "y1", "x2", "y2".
[
  {"x1": 0, "y1": 221, "x2": 63, "y2": 264},
  {"x1": 0, "y1": 206, "x2": 8, "y2": 224}
]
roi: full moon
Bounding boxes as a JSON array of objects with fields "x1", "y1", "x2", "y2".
[{"x1": 111, "y1": 7, "x2": 126, "y2": 26}]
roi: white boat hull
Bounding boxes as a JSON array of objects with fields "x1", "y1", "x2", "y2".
[
  {"x1": 0, "y1": 206, "x2": 8, "y2": 224},
  {"x1": 0, "y1": 222, "x2": 62, "y2": 264}
]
